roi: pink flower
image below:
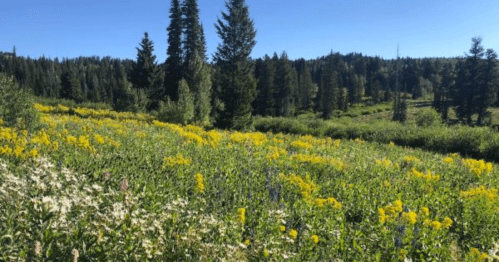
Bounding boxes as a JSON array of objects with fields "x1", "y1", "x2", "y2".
[{"x1": 120, "y1": 179, "x2": 128, "y2": 191}]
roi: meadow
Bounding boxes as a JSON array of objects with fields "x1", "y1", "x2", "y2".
[{"x1": 1, "y1": 103, "x2": 499, "y2": 261}]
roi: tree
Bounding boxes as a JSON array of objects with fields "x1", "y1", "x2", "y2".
[
  {"x1": 322, "y1": 71, "x2": 339, "y2": 119},
  {"x1": 165, "y1": 0, "x2": 184, "y2": 101},
  {"x1": 477, "y1": 49, "x2": 499, "y2": 125},
  {"x1": 213, "y1": 0, "x2": 257, "y2": 130},
  {"x1": 183, "y1": 0, "x2": 206, "y2": 63},
  {"x1": 275, "y1": 51, "x2": 296, "y2": 116},
  {"x1": 186, "y1": 51, "x2": 212, "y2": 125},
  {"x1": 464, "y1": 37, "x2": 485, "y2": 125},
  {"x1": 130, "y1": 32, "x2": 162, "y2": 110}
]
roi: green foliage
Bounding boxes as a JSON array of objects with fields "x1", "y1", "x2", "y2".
[
  {"x1": 113, "y1": 76, "x2": 147, "y2": 113},
  {"x1": 186, "y1": 52, "x2": 212, "y2": 126},
  {"x1": 165, "y1": 0, "x2": 184, "y2": 101},
  {"x1": 0, "y1": 73, "x2": 41, "y2": 132},
  {"x1": 157, "y1": 79, "x2": 194, "y2": 125},
  {"x1": 213, "y1": 0, "x2": 257, "y2": 130},
  {"x1": 415, "y1": 108, "x2": 442, "y2": 127}
]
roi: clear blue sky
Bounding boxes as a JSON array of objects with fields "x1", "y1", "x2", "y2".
[{"x1": 1, "y1": 0, "x2": 498, "y2": 62}]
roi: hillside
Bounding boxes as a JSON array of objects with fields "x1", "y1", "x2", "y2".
[{"x1": 1, "y1": 104, "x2": 499, "y2": 261}]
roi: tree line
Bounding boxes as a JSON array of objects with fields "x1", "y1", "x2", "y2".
[{"x1": 1, "y1": 0, "x2": 498, "y2": 129}]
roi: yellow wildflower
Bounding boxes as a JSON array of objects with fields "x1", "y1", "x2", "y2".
[
  {"x1": 263, "y1": 249, "x2": 269, "y2": 258},
  {"x1": 402, "y1": 212, "x2": 418, "y2": 225},
  {"x1": 394, "y1": 200, "x2": 403, "y2": 213},
  {"x1": 280, "y1": 225, "x2": 286, "y2": 232},
  {"x1": 398, "y1": 249, "x2": 408, "y2": 260},
  {"x1": 237, "y1": 208, "x2": 245, "y2": 224},
  {"x1": 442, "y1": 217, "x2": 453, "y2": 229},
  {"x1": 195, "y1": 173, "x2": 204, "y2": 193},
  {"x1": 244, "y1": 239, "x2": 250, "y2": 246},
  {"x1": 289, "y1": 229, "x2": 298, "y2": 239},
  {"x1": 430, "y1": 221, "x2": 442, "y2": 230},
  {"x1": 420, "y1": 207, "x2": 430, "y2": 217},
  {"x1": 311, "y1": 235, "x2": 319, "y2": 245},
  {"x1": 383, "y1": 180, "x2": 391, "y2": 188},
  {"x1": 443, "y1": 157, "x2": 453, "y2": 163},
  {"x1": 378, "y1": 208, "x2": 386, "y2": 224}
]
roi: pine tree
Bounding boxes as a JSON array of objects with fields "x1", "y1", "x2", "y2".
[
  {"x1": 186, "y1": 51, "x2": 212, "y2": 125},
  {"x1": 183, "y1": 0, "x2": 206, "y2": 63},
  {"x1": 477, "y1": 49, "x2": 499, "y2": 125},
  {"x1": 322, "y1": 71, "x2": 339, "y2": 119},
  {"x1": 213, "y1": 0, "x2": 257, "y2": 130},
  {"x1": 275, "y1": 51, "x2": 296, "y2": 116},
  {"x1": 165, "y1": 0, "x2": 184, "y2": 101},
  {"x1": 177, "y1": 78, "x2": 195, "y2": 124},
  {"x1": 464, "y1": 37, "x2": 485, "y2": 125},
  {"x1": 130, "y1": 32, "x2": 162, "y2": 110}
]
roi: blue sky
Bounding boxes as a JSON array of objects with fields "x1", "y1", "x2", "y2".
[{"x1": 1, "y1": 0, "x2": 498, "y2": 62}]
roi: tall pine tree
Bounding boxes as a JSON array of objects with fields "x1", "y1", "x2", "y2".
[
  {"x1": 165, "y1": 0, "x2": 184, "y2": 101},
  {"x1": 130, "y1": 32, "x2": 162, "y2": 110},
  {"x1": 213, "y1": 0, "x2": 257, "y2": 130}
]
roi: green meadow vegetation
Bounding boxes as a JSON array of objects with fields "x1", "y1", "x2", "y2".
[{"x1": 1, "y1": 100, "x2": 499, "y2": 261}]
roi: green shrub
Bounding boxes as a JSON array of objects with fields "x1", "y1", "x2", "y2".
[
  {"x1": 415, "y1": 108, "x2": 442, "y2": 127},
  {"x1": 0, "y1": 74, "x2": 42, "y2": 132}
]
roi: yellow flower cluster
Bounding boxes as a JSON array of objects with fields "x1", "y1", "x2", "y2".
[
  {"x1": 378, "y1": 200, "x2": 403, "y2": 224},
  {"x1": 423, "y1": 217, "x2": 452, "y2": 230},
  {"x1": 288, "y1": 229, "x2": 298, "y2": 239},
  {"x1": 280, "y1": 173, "x2": 317, "y2": 198},
  {"x1": 401, "y1": 211, "x2": 418, "y2": 225},
  {"x1": 403, "y1": 155, "x2": 420, "y2": 164},
  {"x1": 442, "y1": 157, "x2": 453, "y2": 164},
  {"x1": 310, "y1": 197, "x2": 342, "y2": 210},
  {"x1": 409, "y1": 168, "x2": 440, "y2": 181},
  {"x1": 195, "y1": 173, "x2": 204, "y2": 193},
  {"x1": 163, "y1": 154, "x2": 191, "y2": 168},
  {"x1": 237, "y1": 208, "x2": 245, "y2": 224},
  {"x1": 266, "y1": 146, "x2": 287, "y2": 162},
  {"x1": 470, "y1": 248, "x2": 489, "y2": 261},
  {"x1": 462, "y1": 158, "x2": 493, "y2": 177},
  {"x1": 229, "y1": 132, "x2": 267, "y2": 147},
  {"x1": 460, "y1": 186, "x2": 498, "y2": 201},
  {"x1": 311, "y1": 234, "x2": 319, "y2": 245},
  {"x1": 280, "y1": 173, "x2": 342, "y2": 209},
  {"x1": 291, "y1": 153, "x2": 344, "y2": 170},
  {"x1": 290, "y1": 140, "x2": 313, "y2": 150},
  {"x1": 0, "y1": 127, "x2": 40, "y2": 159},
  {"x1": 64, "y1": 135, "x2": 96, "y2": 153},
  {"x1": 375, "y1": 157, "x2": 400, "y2": 170}
]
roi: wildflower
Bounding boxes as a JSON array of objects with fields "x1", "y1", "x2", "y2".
[
  {"x1": 238, "y1": 208, "x2": 245, "y2": 224},
  {"x1": 311, "y1": 234, "x2": 319, "y2": 245},
  {"x1": 393, "y1": 200, "x2": 403, "y2": 213},
  {"x1": 378, "y1": 208, "x2": 386, "y2": 224},
  {"x1": 420, "y1": 207, "x2": 430, "y2": 217},
  {"x1": 280, "y1": 225, "x2": 286, "y2": 232},
  {"x1": 244, "y1": 239, "x2": 250, "y2": 246},
  {"x1": 34, "y1": 241, "x2": 41, "y2": 257},
  {"x1": 195, "y1": 173, "x2": 204, "y2": 193},
  {"x1": 383, "y1": 180, "x2": 391, "y2": 188},
  {"x1": 443, "y1": 157, "x2": 453, "y2": 163},
  {"x1": 263, "y1": 248, "x2": 270, "y2": 258},
  {"x1": 402, "y1": 211, "x2": 418, "y2": 225},
  {"x1": 289, "y1": 229, "x2": 298, "y2": 239},
  {"x1": 389, "y1": 141, "x2": 395, "y2": 147},
  {"x1": 430, "y1": 221, "x2": 442, "y2": 230},
  {"x1": 442, "y1": 217, "x2": 453, "y2": 229},
  {"x1": 120, "y1": 179, "x2": 128, "y2": 191},
  {"x1": 72, "y1": 249, "x2": 79, "y2": 262}
]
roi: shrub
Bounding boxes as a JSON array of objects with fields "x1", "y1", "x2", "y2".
[
  {"x1": 415, "y1": 108, "x2": 442, "y2": 127},
  {"x1": 0, "y1": 73, "x2": 42, "y2": 132}
]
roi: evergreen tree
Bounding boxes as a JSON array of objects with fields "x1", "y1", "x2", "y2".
[
  {"x1": 186, "y1": 51, "x2": 212, "y2": 125},
  {"x1": 464, "y1": 37, "x2": 485, "y2": 125},
  {"x1": 297, "y1": 60, "x2": 315, "y2": 111},
  {"x1": 213, "y1": 0, "x2": 257, "y2": 130},
  {"x1": 165, "y1": 0, "x2": 184, "y2": 101},
  {"x1": 183, "y1": 0, "x2": 206, "y2": 63},
  {"x1": 275, "y1": 51, "x2": 296, "y2": 116},
  {"x1": 113, "y1": 75, "x2": 139, "y2": 112},
  {"x1": 477, "y1": 49, "x2": 499, "y2": 125},
  {"x1": 438, "y1": 61, "x2": 455, "y2": 121},
  {"x1": 177, "y1": 78, "x2": 195, "y2": 124},
  {"x1": 322, "y1": 71, "x2": 339, "y2": 119},
  {"x1": 130, "y1": 32, "x2": 162, "y2": 110}
]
